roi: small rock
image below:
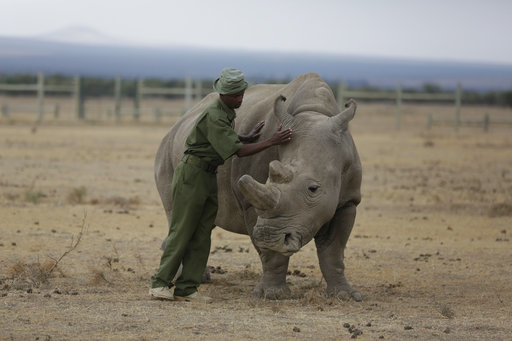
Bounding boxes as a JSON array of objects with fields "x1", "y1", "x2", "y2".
[
  {"x1": 404, "y1": 325, "x2": 413, "y2": 330},
  {"x1": 443, "y1": 327, "x2": 451, "y2": 334},
  {"x1": 351, "y1": 329, "x2": 363, "y2": 338},
  {"x1": 26, "y1": 288, "x2": 32, "y2": 294},
  {"x1": 44, "y1": 294, "x2": 51, "y2": 298},
  {"x1": 293, "y1": 327, "x2": 300, "y2": 332},
  {"x1": 343, "y1": 323, "x2": 351, "y2": 328}
]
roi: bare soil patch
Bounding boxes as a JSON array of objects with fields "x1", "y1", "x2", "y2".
[{"x1": 1, "y1": 103, "x2": 511, "y2": 340}]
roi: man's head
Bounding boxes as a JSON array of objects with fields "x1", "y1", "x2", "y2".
[{"x1": 214, "y1": 68, "x2": 248, "y2": 109}]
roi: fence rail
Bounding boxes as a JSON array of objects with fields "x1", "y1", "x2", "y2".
[
  {"x1": 1, "y1": 73, "x2": 510, "y2": 132},
  {"x1": 337, "y1": 82, "x2": 462, "y2": 130}
]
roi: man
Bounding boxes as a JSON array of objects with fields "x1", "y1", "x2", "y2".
[{"x1": 149, "y1": 68, "x2": 293, "y2": 302}]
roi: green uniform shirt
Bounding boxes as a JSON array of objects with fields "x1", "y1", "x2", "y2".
[{"x1": 184, "y1": 98, "x2": 243, "y2": 167}]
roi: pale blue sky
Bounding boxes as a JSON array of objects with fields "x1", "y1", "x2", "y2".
[{"x1": 2, "y1": 0, "x2": 512, "y2": 65}]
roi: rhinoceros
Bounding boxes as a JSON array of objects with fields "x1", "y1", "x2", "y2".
[{"x1": 154, "y1": 73, "x2": 362, "y2": 301}]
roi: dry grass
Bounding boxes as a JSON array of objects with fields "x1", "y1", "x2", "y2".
[{"x1": 0, "y1": 103, "x2": 511, "y2": 340}]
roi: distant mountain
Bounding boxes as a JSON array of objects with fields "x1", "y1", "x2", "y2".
[
  {"x1": 35, "y1": 26, "x2": 124, "y2": 46},
  {"x1": 1, "y1": 33, "x2": 512, "y2": 91}
]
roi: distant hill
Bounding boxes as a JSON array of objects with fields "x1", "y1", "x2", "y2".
[{"x1": 1, "y1": 34, "x2": 512, "y2": 91}]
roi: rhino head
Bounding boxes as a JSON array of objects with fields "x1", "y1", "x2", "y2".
[{"x1": 237, "y1": 91, "x2": 359, "y2": 256}]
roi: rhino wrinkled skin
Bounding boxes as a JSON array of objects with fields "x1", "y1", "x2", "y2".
[{"x1": 154, "y1": 73, "x2": 362, "y2": 301}]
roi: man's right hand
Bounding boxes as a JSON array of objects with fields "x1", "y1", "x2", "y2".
[{"x1": 270, "y1": 124, "x2": 292, "y2": 146}]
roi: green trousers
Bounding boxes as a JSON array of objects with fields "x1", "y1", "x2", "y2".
[{"x1": 150, "y1": 161, "x2": 218, "y2": 297}]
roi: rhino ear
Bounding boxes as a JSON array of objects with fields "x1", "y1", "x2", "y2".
[
  {"x1": 273, "y1": 95, "x2": 294, "y2": 127},
  {"x1": 330, "y1": 99, "x2": 357, "y2": 131}
]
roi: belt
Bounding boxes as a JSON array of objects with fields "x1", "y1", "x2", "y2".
[{"x1": 182, "y1": 154, "x2": 218, "y2": 174}]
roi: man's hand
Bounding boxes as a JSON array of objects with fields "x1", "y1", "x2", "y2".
[
  {"x1": 269, "y1": 124, "x2": 292, "y2": 146},
  {"x1": 239, "y1": 120, "x2": 265, "y2": 143},
  {"x1": 236, "y1": 123, "x2": 292, "y2": 157}
]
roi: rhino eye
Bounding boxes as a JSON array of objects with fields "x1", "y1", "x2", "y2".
[{"x1": 308, "y1": 185, "x2": 319, "y2": 193}]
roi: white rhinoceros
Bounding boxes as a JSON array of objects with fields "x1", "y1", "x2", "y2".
[{"x1": 154, "y1": 73, "x2": 362, "y2": 301}]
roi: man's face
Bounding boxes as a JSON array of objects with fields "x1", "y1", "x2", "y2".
[{"x1": 220, "y1": 91, "x2": 245, "y2": 109}]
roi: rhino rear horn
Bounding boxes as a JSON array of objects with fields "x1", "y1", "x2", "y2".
[
  {"x1": 237, "y1": 175, "x2": 280, "y2": 211},
  {"x1": 269, "y1": 160, "x2": 293, "y2": 184}
]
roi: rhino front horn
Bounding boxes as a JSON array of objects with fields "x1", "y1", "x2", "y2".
[{"x1": 237, "y1": 175, "x2": 280, "y2": 211}]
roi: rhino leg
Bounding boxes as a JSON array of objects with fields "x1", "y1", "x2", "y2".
[
  {"x1": 315, "y1": 203, "x2": 362, "y2": 301},
  {"x1": 253, "y1": 251, "x2": 291, "y2": 299}
]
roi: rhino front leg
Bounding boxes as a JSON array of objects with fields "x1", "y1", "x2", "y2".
[
  {"x1": 315, "y1": 203, "x2": 362, "y2": 301},
  {"x1": 254, "y1": 251, "x2": 291, "y2": 299}
]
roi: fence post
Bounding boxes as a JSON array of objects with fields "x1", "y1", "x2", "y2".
[
  {"x1": 54, "y1": 104, "x2": 60, "y2": 119},
  {"x1": 114, "y1": 76, "x2": 122, "y2": 123},
  {"x1": 184, "y1": 77, "x2": 192, "y2": 113},
  {"x1": 426, "y1": 113, "x2": 433, "y2": 130},
  {"x1": 454, "y1": 83, "x2": 461, "y2": 131},
  {"x1": 73, "y1": 76, "x2": 84, "y2": 120},
  {"x1": 195, "y1": 80, "x2": 202, "y2": 101},
  {"x1": 336, "y1": 82, "x2": 346, "y2": 110},
  {"x1": 154, "y1": 108, "x2": 162, "y2": 122},
  {"x1": 395, "y1": 83, "x2": 402, "y2": 130},
  {"x1": 1, "y1": 104, "x2": 9, "y2": 119},
  {"x1": 37, "y1": 72, "x2": 44, "y2": 123},
  {"x1": 483, "y1": 113, "x2": 489, "y2": 132},
  {"x1": 135, "y1": 79, "x2": 143, "y2": 121}
]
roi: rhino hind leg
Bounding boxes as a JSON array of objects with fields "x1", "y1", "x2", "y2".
[
  {"x1": 253, "y1": 251, "x2": 291, "y2": 299},
  {"x1": 315, "y1": 204, "x2": 362, "y2": 302}
]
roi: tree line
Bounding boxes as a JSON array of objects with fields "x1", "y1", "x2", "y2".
[{"x1": 1, "y1": 74, "x2": 511, "y2": 107}]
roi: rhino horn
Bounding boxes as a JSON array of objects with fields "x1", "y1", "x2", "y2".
[
  {"x1": 331, "y1": 98, "x2": 357, "y2": 130},
  {"x1": 237, "y1": 175, "x2": 280, "y2": 211},
  {"x1": 269, "y1": 160, "x2": 293, "y2": 184}
]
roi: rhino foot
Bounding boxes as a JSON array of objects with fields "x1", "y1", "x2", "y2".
[
  {"x1": 253, "y1": 282, "x2": 292, "y2": 300},
  {"x1": 326, "y1": 285, "x2": 362, "y2": 302}
]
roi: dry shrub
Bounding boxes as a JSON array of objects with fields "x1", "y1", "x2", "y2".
[
  {"x1": 67, "y1": 186, "x2": 87, "y2": 204},
  {"x1": 440, "y1": 304, "x2": 455, "y2": 319},
  {"x1": 488, "y1": 202, "x2": 512, "y2": 217},
  {"x1": 88, "y1": 266, "x2": 112, "y2": 285},
  {"x1": 89, "y1": 196, "x2": 142, "y2": 208},
  {"x1": 25, "y1": 190, "x2": 46, "y2": 204},
  {"x1": 8, "y1": 260, "x2": 55, "y2": 289}
]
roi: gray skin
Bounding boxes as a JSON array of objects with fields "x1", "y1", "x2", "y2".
[{"x1": 154, "y1": 73, "x2": 362, "y2": 301}]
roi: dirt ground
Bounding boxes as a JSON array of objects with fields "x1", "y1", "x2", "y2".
[{"x1": 0, "y1": 102, "x2": 511, "y2": 340}]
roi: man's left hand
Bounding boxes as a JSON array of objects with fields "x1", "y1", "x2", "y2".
[{"x1": 240, "y1": 120, "x2": 265, "y2": 143}]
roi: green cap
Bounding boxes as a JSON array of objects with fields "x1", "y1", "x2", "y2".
[{"x1": 213, "y1": 68, "x2": 248, "y2": 95}]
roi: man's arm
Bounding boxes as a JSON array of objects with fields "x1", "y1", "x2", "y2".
[{"x1": 236, "y1": 124, "x2": 292, "y2": 157}]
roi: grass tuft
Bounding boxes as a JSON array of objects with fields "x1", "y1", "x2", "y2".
[{"x1": 67, "y1": 186, "x2": 87, "y2": 204}]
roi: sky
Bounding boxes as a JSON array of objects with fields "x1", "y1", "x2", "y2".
[{"x1": 2, "y1": 0, "x2": 512, "y2": 65}]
